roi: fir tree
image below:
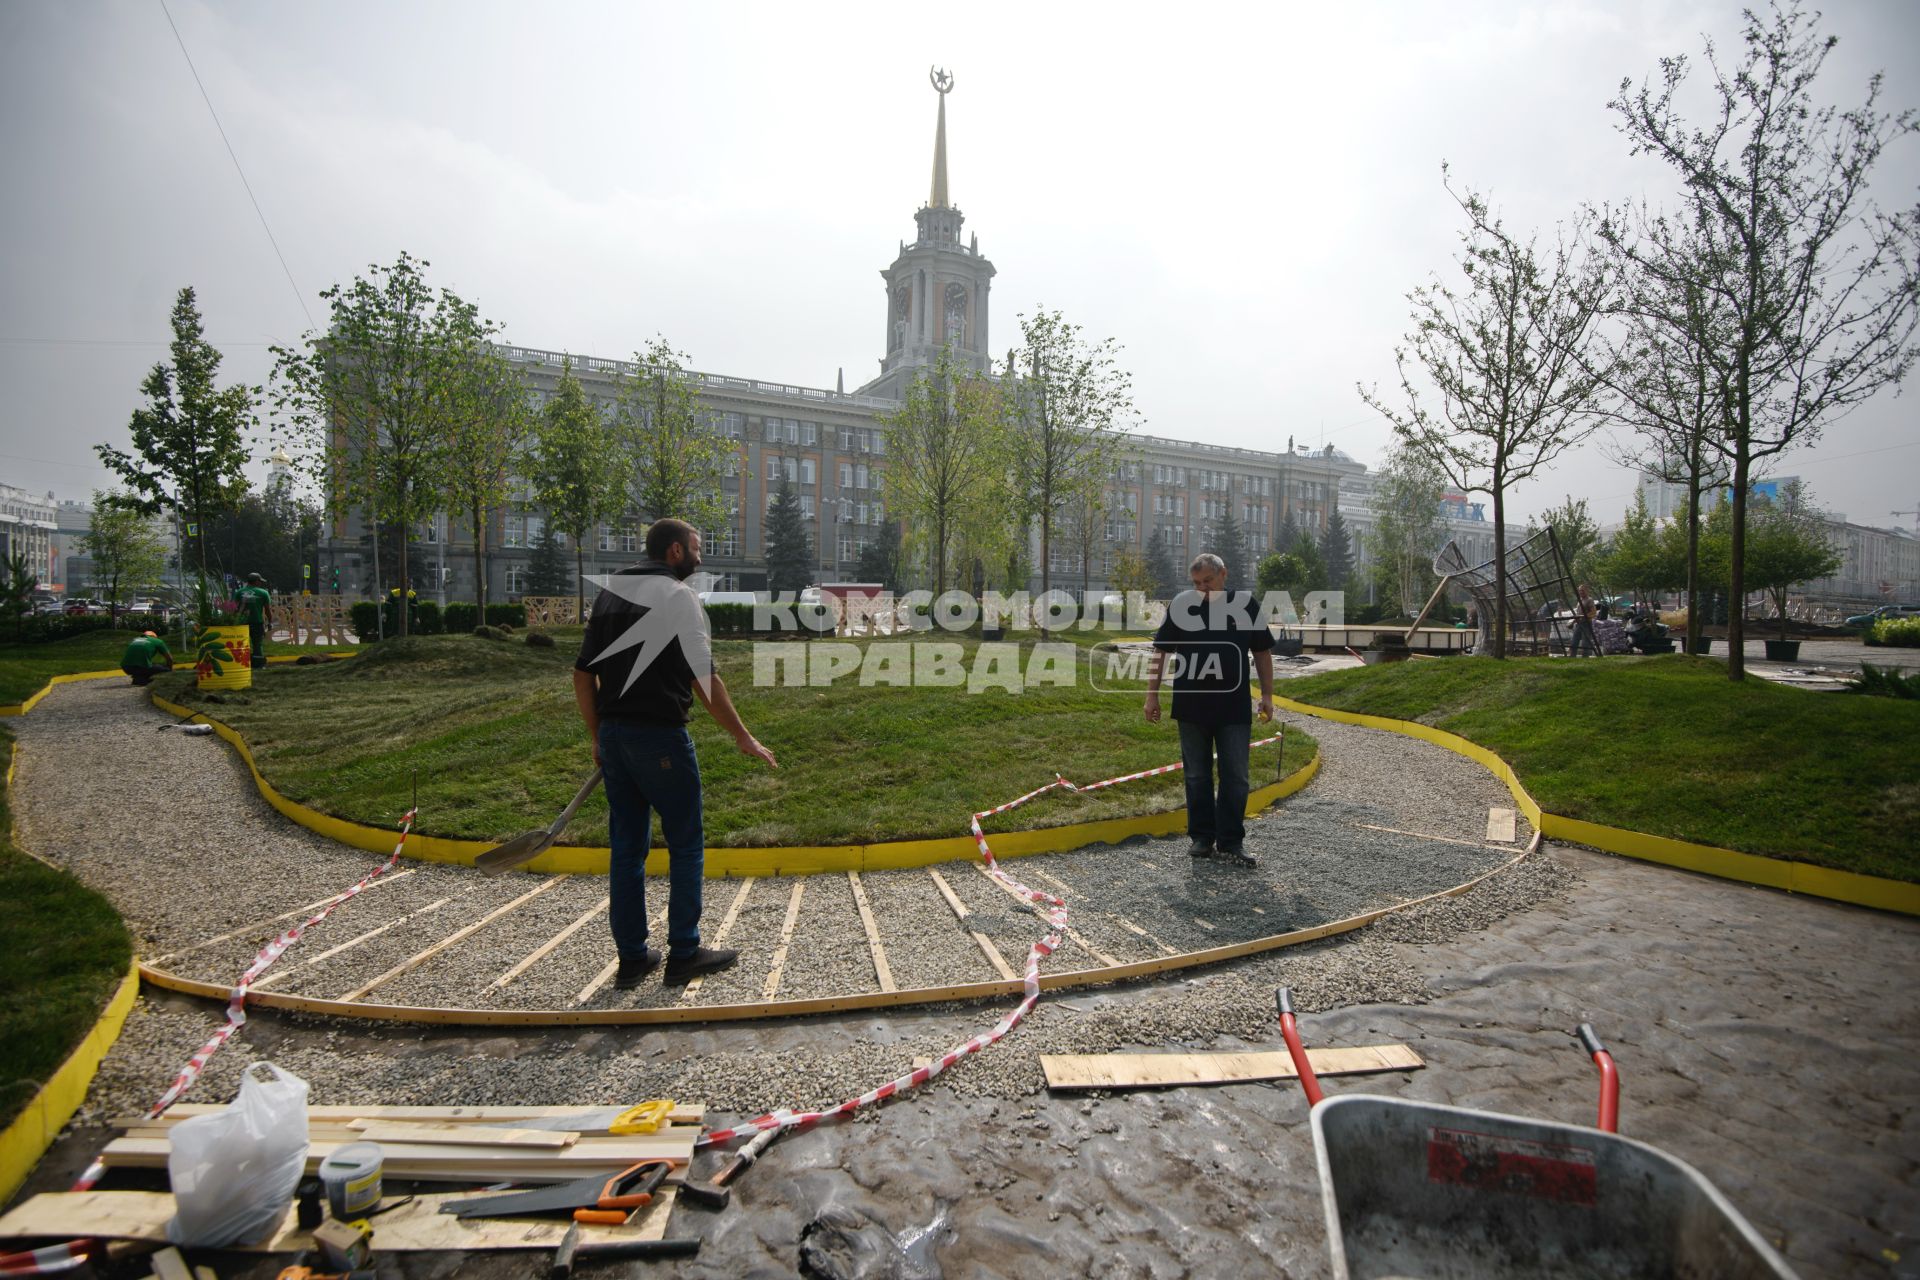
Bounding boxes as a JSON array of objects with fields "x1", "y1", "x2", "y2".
[
  {"x1": 525, "y1": 527, "x2": 573, "y2": 596},
  {"x1": 1144, "y1": 526, "x2": 1181, "y2": 598},
  {"x1": 855, "y1": 521, "x2": 903, "y2": 591},
  {"x1": 764, "y1": 477, "x2": 815, "y2": 596},
  {"x1": 1320, "y1": 505, "x2": 1354, "y2": 590},
  {"x1": 1210, "y1": 505, "x2": 1251, "y2": 592}
]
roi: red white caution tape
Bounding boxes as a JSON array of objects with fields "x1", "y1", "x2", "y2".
[
  {"x1": 698, "y1": 730, "x2": 1284, "y2": 1148},
  {"x1": 0, "y1": 811, "x2": 418, "y2": 1276}
]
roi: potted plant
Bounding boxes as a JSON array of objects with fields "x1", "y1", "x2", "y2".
[{"x1": 192, "y1": 575, "x2": 253, "y2": 691}]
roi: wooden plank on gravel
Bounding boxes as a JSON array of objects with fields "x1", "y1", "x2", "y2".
[
  {"x1": 1113, "y1": 913, "x2": 1180, "y2": 956},
  {"x1": 122, "y1": 1103, "x2": 704, "y2": 1124},
  {"x1": 1041, "y1": 1044, "x2": 1425, "y2": 1091},
  {"x1": 926, "y1": 868, "x2": 971, "y2": 919},
  {"x1": 252, "y1": 897, "x2": 452, "y2": 990},
  {"x1": 572, "y1": 903, "x2": 664, "y2": 1006},
  {"x1": 492, "y1": 896, "x2": 609, "y2": 989},
  {"x1": 99, "y1": 1133, "x2": 695, "y2": 1173},
  {"x1": 337, "y1": 877, "x2": 564, "y2": 1002},
  {"x1": 845, "y1": 872, "x2": 896, "y2": 992},
  {"x1": 927, "y1": 868, "x2": 1015, "y2": 979},
  {"x1": 760, "y1": 881, "x2": 807, "y2": 1002},
  {"x1": 1487, "y1": 807, "x2": 1518, "y2": 843},
  {"x1": 0, "y1": 1187, "x2": 678, "y2": 1249},
  {"x1": 681, "y1": 877, "x2": 756, "y2": 1002},
  {"x1": 147, "y1": 870, "x2": 417, "y2": 965}
]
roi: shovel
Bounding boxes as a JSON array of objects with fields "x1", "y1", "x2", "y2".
[{"x1": 475, "y1": 768, "x2": 603, "y2": 876}]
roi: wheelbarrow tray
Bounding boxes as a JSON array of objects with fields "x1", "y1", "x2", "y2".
[{"x1": 1311, "y1": 1094, "x2": 1795, "y2": 1279}]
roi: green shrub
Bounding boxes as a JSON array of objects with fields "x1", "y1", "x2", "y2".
[
  {"x1": 485, "y1": 603, "x2": 527, "y2": 629},
  {"x1": 704, "y1": 603, "x2": 754, "y2": 634},
  {"x1": 443, "y1": 602, "x2": 478, "y2": 632},
  {"x1": 1845, "y1": 662, "x2": 1920, "y2": 699},
  {"x1": 349, "y1": 601, "x2": 382, "y2": 640},
  {"x1": 525, "y1": 630, "x2": 556, "y2": 649},
  {"x1": 3, "y1": 614, "x2": 117, "y2": 645},
  {"x1": 473, "y1": 625, "x2": 505, "y2": 640},
  {"x1": 414, "y1": 600, "x2": 443, "y2": 635},
  {"x1": 1865, "y1": 617, "x2": 1920, "y2": 647}
]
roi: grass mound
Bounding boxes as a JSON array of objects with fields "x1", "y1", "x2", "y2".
[
  {"x1": 0, "y1": 726, "x2": 134, "y2": 1128},
  {"x1": 152, "y1": 633, "x2": 1316, "y2": 848},
  {"x1": 1285, "y1": 656, "x2": 1919, "y2": 881}
]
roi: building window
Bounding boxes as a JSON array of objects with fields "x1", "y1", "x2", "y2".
[
  {"x1": 506, "y1": 565, "x2": 530, "y2": 594},
  {"x1": 802, "y1": 422, "x2": 818, "y2": 445},
  {"x1": 503, "y1": 514, "x2": 525, "y2": 548},
  {"x1": 598, "y1": 526, "x2": 615, "y2": 552},
  {"x1": 840, "y1": 462, "x2": 853, "y2": 488},
  {"x1": 801, "y1": 458, "x2": 816, "y2": 485}
]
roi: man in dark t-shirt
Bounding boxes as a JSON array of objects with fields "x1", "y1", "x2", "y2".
[
  {"x1": 573, "y1": 519, "x2": 777, "y2": 990},
  {"x1": 1145, "y1": 552, "x2": 1275, "y2": 867}
]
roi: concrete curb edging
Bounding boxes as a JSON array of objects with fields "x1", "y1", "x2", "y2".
[
  {"x1": 148, "y1": 692, "x2": 1322, "y2": 877},
  {"x1": 1272, "y1": 694, "x2": 1920, "y2": 917},
  {"x1": 0, "y1": 653, "x2": 359, "y2": 718},
  {"x1": 0, "y1": 958, "x2": 141, "y2": 1205}
]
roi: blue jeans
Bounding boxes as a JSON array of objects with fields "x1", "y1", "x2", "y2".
[
  {"x1": 1178, "y1": 719, "x2": 1251, "y2": 850},
  {"x1": 599, "y1": 721, "x2": 706, "y2": 961}
]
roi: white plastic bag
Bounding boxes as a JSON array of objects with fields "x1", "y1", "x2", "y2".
[{"x1": 165, "y1": 1061, "x2": 310, "y2": 1246}]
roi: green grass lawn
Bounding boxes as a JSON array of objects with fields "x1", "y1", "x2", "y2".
[
  {"x1": 0, "y1": 725, "x2": 135, "y2": 1128},
  {"x1": 0, "y1": 629, "x2": 351, "y2": 704},
  {"x1": 150, "y1": 633, "x2": 1315, "y2": 848},
  {"x1": 1284, "y1": 656, "x2": 1920, "y2": 881}
]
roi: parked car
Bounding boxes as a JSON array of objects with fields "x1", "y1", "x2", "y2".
[{"x1": 1844, "y1": 604, "x2": 1920, "y2": 628}]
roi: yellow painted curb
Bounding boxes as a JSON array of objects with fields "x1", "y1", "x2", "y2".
[
  {"x1": 0, "y1": 957, "x2": 141, "y2": 1205},
  {"x1": 150, "y1": 692, "x2": 1320, "y2": 877},
  {"x1": 0, "y1": 653, "x2": 358, "y2": 717},
  {"x1": 1273, "y1": 694, "x2": 1920, "y2": 918}
]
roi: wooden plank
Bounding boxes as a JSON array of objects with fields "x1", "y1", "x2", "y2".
[
  {"x1": 99, "y1": 1132, "x2": 695, "y2": 1173},
  {"x1": 1487, "y1": 807, "x2": 1518, "y2": 843},
  {"x1": 492, "y1": 896, "x2": 609, "y2": 990},
  {"x1": 926, "y1": 867, "x2": 970, "y2": 920},
  {"x1": 845, "y1": 872, "x2": 896, "y2": 992},
  {"x1": 0, "y1": 1187, "x2": 677, "y2": 1250},
  {"x1": 1113, "y1": 913, "x2": 1180, "y2": 956},
  {"x1": 1042, "y1": 1044, "x2": 1425, "y2": 1091},
  {"x1": 338, "y1": 877, "x2": 563, "y2": 1001},
  {"x1": 574, "y1": 958, "x2": 619, "y2": 1007},
  {"x1": 759, "y1": 881, "x2": 807, "y2": 1002},
  {"x1": 681, "y1": 877, "x2": 756, "y2": 1001},
  {"x1": 985, "y1": 865, "x2": 1120, "y2": 965},
  {"x1": 146, "y1": 871, "x2": 417, "y2": 965},
  {"x1": 252, "y1": 897, "x2": 452, "y2": 990},
  {"x1": 969, "y1": 930, "x2": 1018, "y2": 981},
  {"x1": 350, "y1": 1121, "x2": 577, "y2": 1147},
  {"x1": 1357, "y1": 822, "x2": 1505, "y2": 851},
  {"x1": 123, "y1": 1102, "x2": 704, "y2": 1124},
  {"x1": 927, "y1": 867, "x2": 1014, "y2": 979}
]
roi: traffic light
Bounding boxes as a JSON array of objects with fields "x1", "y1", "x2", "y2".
[{"x1": 330, "y1": 566, "x2": 340, "y2": 594}]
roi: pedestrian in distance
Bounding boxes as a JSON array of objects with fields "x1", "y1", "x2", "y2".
[
  {"x1": 234, "y1": 573, "x2": 273, "y2": 669},
  {"x1": 573, "y1": 518, "x2": 779, "y2": 990},
  {"x1": 1144, "y1": 552, "x2": 1275, "y2": 868}
]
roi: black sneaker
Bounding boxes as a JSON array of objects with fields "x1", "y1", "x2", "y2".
[
  {"x1": 664, "y1": 946, "x2": 739, "y2": 986},
  {"x1": 1218, "y1": 846, "x2": 1258, "y2": 868},
  {"x1": 1187, "y1": 840, "x2": 1215, "y2": 859},
  {"x1": 614, "y1": 947, "x2": 662, "y2": 989}
]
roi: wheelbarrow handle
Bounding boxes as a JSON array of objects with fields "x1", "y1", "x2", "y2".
[
  {"x1": 1274, "y1": 987, "x2": 1325, "y2": 1108},
  {"x1": 1576, "y1": 1022, "x2": 1620, "y2": 1134}
]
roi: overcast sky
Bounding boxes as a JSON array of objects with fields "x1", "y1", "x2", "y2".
[{"x1": 3, "y1": 0, "x2": 1916, "y2": 529}]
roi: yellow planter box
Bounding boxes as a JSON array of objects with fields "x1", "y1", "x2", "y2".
[{"x1": 194, "y1": 624, "x2": 253, "y2": 691}]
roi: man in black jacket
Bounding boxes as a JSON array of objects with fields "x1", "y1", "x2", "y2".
[{"x1": 573, "y1": 519, "x2": 778, "y2": 989}]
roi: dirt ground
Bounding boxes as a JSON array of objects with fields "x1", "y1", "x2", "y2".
[{"x1": 16, "y1": 838, "x2": 1916, "y2": 1279}]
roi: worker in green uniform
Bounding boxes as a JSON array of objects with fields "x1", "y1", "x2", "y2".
[
  {"x1": 235, "y1": 572, "x2": 273, "y2": 669},
  {"x1": 120, "y1": 631, "x2": 173, "y2": 686}
]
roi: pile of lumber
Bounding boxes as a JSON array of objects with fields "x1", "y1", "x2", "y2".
[{"x1": 97, "y1": 1104, "x2": 703, "y2": 1184}]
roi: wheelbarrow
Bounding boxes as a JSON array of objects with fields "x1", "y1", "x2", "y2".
[{"x1": 1273, "y1": 989, "x2": 1799, "y2": 1279}]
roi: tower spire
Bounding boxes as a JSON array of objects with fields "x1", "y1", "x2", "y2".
[{"x1": 929, "y1": 66, "x2": 953, "y2": 209}]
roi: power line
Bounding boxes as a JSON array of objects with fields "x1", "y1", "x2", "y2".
[{"x1": 157, "y1": 0, "x2": 315, "y2": 331}]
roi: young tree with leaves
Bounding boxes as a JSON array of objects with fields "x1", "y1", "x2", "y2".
[
  {"x1": 527, "y1": 357, "x2": 630, "y2": 619},
  {"x1": 2, "y1": 554, "x2": 35, "y2": 639},
  {"x1": 855, "y1": 520, "x2": 903, "y2": 591},
  {"x1": 1008, "y1": 311, "x2": 1139, "y2": 604},
  {"x1": 1741, "y1": 482, "x2": 1844, "y2": 641},
  {"x1": 1108, "y1": 547, "x2": 1155, "y2": 604},
  {"x1": 880, "y1": 346, "x2": 1010, "y2": 596},
  {"x1": 616, "y1": 336, "x2": 733, "y2": 533},
  {"x1": 1608, "y1": 4, "x2": 1920, "y2": 677},
  {"x1": 764, "y1": 477, "x2": 815, "y2": 596},
  {"x1": 98, "y1": 286, "x2": 255, "y2": 606},
  {"x1": 84, "y1": 494, "x2": 169, "y2": 620},
  {"x1": 1058, "y1": 483, "x2": 1107, "y2": 602},
  {"x1": 436, "y1": 303, "x2": 530, "y2": 618},
  {"x1": 1144, "y1": 527, "x2": 1181, "y2": 599},
  {"x1": 1594, "y1": 489, "x2": 1683, "y2": 603},
  {"x1": 1364, "y1": 442, "x2": 1446, "y2": 616},
  {"x1": 1361, "y1": 169, "x2": 1618, "y2": 656},
  {"x1": 1538, "y1": 496, "x2": 1603, "y2": 586}
]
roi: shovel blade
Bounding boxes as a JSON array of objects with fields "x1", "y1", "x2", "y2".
[{"x1": 474, "y1": 829, "x2": 555, "y2": 876}]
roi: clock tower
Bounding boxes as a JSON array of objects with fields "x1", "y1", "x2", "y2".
[{"x1": 861, "y1": 68, "x2": 996, "y2": 400}]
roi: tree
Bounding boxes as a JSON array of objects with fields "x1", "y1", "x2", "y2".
[
  {"x1": 1320, "y1": 504, "x2": 1355, "y2": 591},
  {"x1": 616, "y1": 336, "x2": 733, "y2": 533},
  {"x1": 526, "y1": 357, "x2": 630, "y2": 620},
  {"x1": 272, "y1": 253, "x2": 482, "y2": 635},
  {"x1": 84, "y1": 494, "x2": 170, "y2": 620},
  {"x1": 1144, "y1": 526, "x2": 1181, "y2": 598},
  {"x1": 1608, "y1": 3, "x2": 1920, "y2": 677},
  {"x1": 855, "y1": 520, "x2": 903, "y2": 591},
  {"x1": 1059, "y1": 484, "x2": 1106, "y2": 601},
  {"x1": 1108, "y1": 547, "x2": 1155, "y2": 603},
  {"x1": 1360, "y1": 168, "x2": 1617, "y2": 656},
  {"x1": 764, "y1": 477, "x2": 814, "y2": 596},
  {"x1": 879, "y1": 346, "x2": 1010, "y2": 596},
  {"x1": 1009, "y1": 310, "x2": 1139, "y2": 603},
  {"x1": 1364, "y1": 442, "x2": 1446, "y2": 615},
  {"x1": 1742, "y1": 482, "x2": 1843, "y2": 640},
  {"x1": 97, "y1": 286, "x2": 255, "y2": 609},
  {"x1": 1537, "y1": 496, "x2": 1603, "y2": 586},
  {"x1": 1257, "y1": 551, "x2": 1308, "y2": 597},
  {"x1": 1272, "y1": 511, "x2": 1302, "y2": 562},
  {"x1": 1593, "y1": 489, "x2": 1684, "y2": 600},
  {"x1": 1288, "y1": 522, "x2": 1328, "y2": 591},
  {"x1": 3, "y1": 553, "x2": 37, "y2": 639},
  {"x1": 437, "y1": 307, "x2": 530, "y2": 619},
  {"x1": 1209, "y1": 503, "x2": 1251, "y2": 592},
  {"x1": 524, "y1": 527, "x2": 574, "y2": 597}
]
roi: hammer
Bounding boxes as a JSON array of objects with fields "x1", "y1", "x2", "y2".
[
  {"x1": 677, "y1": 1124, "x2": 781, "y2": 1212},
  {"x1": 549, "y1": 1222, "x2": 701, "y2": 1278}
]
